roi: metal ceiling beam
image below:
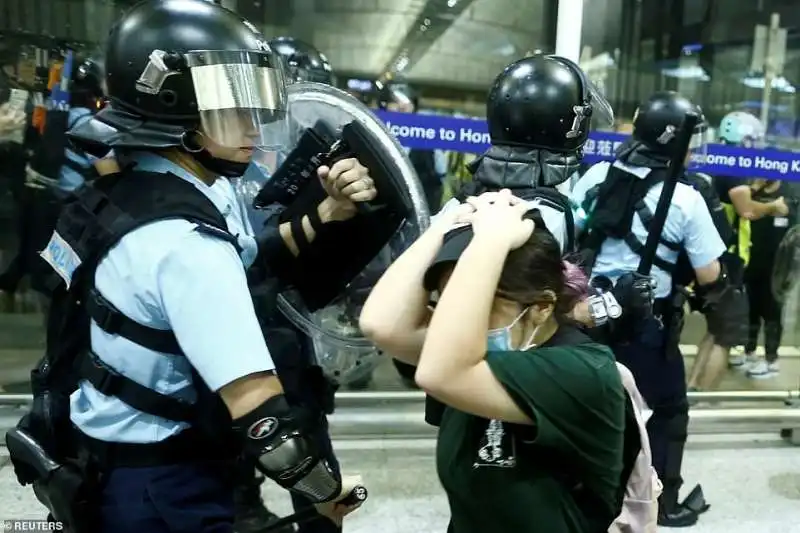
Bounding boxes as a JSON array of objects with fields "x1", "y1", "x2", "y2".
[{"x1": 379, "y1": 0, "x2": 479, "y2": 81}]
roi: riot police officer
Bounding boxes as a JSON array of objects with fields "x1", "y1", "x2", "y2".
[
  {"x1": 570, "y1": 91, "x2": 727, "y2": 527},
  {"x1": 7, "y1": 1, "x2": 372, "y2": 532},
  {"x1": 268, "y1": 36, "x2": 335, "y2": 85}
]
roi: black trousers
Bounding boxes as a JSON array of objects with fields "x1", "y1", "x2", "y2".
[
  {"x1": 611, "y1": 314, "x2": 689, "y2": 507},
  {"x1": 100, "y1": 461, "x2": 236, "y2": 533},
  {"x1": 745, "y1": 268, "x2": 782, "y2": 362}
]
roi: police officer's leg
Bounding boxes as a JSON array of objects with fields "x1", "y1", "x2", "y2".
[
  {"x1": 612, "y1": 315, "x2": 698, "y2": 527},
  {"x1": 100, "y1": 463, "x2": 236, "y2": 533},
  {"x1": 290, "y1": 416, "x2": 341, "y2": 533}
]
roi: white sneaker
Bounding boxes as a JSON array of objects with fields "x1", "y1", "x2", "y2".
[
  {"x1": 729, "y1": 352, "x2": 757, "y2": 371},
  {"x1": 746, "y1": 360, "x2": 780, "y2": 379}
]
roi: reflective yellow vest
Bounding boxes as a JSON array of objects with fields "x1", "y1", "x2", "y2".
[{"x1": 722, "y1": 203, "x2": 751, "y2": 266}]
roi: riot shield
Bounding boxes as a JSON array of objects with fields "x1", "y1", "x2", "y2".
[{"x1": 245, "y1": 82, "x2": 429, "y2": 385}]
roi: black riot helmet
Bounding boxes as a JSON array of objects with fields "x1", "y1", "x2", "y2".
[
  {"x1": 487, "y1": 54, "x2": 613, "y2": 152},
  {"x1": 70, "y1": 54, "x2": 106, "y2": 108},
  {"x1": 69, "y1": 0, "x2": 289, "y2": 177},
  {"x1": 632, "y1": 91, "x2": 707, "y2": 157},
  {"x1": 377, "y1": 82, "x2": 418, "y2": 112},
  {"x1": 480, "y1": 54, "x2": 614, "y2": 187},
  {"x1": 268, "y1": 36, "x2": 335, "y2": 85}
]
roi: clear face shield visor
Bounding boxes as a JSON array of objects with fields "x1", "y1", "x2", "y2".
[
  {"x1": 584, "y1": 78, "x2": 615, "y2": 132},
  {"x1": 688, "y1": 123, "x2": 709, "y2": 165},
  {"x1": 183, "y1": 50, "x2": 289, "y2": 149}
]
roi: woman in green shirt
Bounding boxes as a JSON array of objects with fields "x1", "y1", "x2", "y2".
[{"x1": 360, "y1": 190, "x2": 627, "y2": 533}]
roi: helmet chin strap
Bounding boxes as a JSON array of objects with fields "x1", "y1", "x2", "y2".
[
  {"x1": 191, "y1": 149, "x2": 250, "y2": 178},
  {"x1": 180, "y1": 131, "x2": 250, "y2": 178}
]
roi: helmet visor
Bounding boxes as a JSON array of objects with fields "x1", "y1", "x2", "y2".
[
  {"x1": 688, "y1": 120, "x2": 709, "y2": 165},
  {"x1": 186, "y1": 50, "x2": 288, "y2": 148},
  {"x1": 585, "y1": 78, "x2": 614, "y2": 131}
]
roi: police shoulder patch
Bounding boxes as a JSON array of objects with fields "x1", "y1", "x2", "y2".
[{"x1": 39, "y1": 230, "x2": 82, "y2": 288}]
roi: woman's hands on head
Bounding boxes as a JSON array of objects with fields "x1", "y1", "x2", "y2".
[
  {"x1": 428, "y1": 198, "x2": 477, "y2": 235},
  {"x1": 466, "y1": 189, "x2": 534, "y2": 251}
]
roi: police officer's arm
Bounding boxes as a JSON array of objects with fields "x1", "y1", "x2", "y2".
[
  {"x1": 274, "y1": 158, "x2": 376, "y2": 256},
  {"x1": 728, "y1": 182, "x2": 786, "y2": 221},
  {"x1": 683, "y1": 189, "x2": 727, "y2": 285},
  {"x1": 156, "y1": 233, "x2": 345, "y2": 503}
]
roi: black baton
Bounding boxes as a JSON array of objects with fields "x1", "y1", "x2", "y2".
[
  {"x1": 637, "y1": 112, "x2": 702, "y2": 276},
  {"x1": 262, "y1": 485, "x2": 368, "y2": 533}
]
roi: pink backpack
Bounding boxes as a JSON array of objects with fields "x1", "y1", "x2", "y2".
[{"x1": 610, "y1": 363, "x2": 662, "y2": 533}]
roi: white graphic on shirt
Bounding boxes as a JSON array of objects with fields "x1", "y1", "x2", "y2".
[{"x1": 474, "y1": 419, "x2": 516, "y2": 468}]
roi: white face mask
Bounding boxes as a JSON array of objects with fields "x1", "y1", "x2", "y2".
[{"x1": 486, "y1": 307, "x2": 540, "y2": 352}]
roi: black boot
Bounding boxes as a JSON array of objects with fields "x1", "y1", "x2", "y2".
[
  {"x1": 234, "y1": 474, "x2": 295, "y2": 533},
  {"x1": 681, "y1": 484, "x2": 710, "y2": 515},
  {"x1": 657, "y1": 484, "x2": 698, "y2": 528}
]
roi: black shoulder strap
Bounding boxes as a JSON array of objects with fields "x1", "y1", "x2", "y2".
[
  {"x1": 64, "y1": 171, "x2": 243, "y2": 422},
  {"x1": 74, "y1": 170, "x2": 241, "y2": 354},
  {"x1": 582, "y1": 166, "x2": 680, "y2": 274}
]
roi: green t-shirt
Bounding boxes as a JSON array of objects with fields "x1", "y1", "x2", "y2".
[{"x1": 436, "y1": 326, "x2": 626, "y2": 533}]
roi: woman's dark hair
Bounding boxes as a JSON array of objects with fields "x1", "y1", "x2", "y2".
[{"x1": 497, "y1": 227, "x2": 588, "y2": 316}]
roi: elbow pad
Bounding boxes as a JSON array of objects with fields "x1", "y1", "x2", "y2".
[{"x1": 234, "y1": 394, "x2": 341, "y2": 503}]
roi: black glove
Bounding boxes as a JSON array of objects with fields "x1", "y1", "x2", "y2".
[{"x1": 613, "y1": 272, "x2": 655, "y2": 318}]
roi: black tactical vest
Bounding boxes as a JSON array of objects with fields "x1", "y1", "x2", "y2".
[{"x1": 25, "y1": 168, "x2": 242, "y2": 463}]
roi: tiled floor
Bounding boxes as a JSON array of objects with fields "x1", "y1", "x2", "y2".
[{"x1": 1, "y1": 436, "x2": 799, "y2": 533}]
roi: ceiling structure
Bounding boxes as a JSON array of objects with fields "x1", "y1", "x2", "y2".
[
  {"x1": 0, "y1": 0, "x2": 553, "y2": 90},
  {"x1": 300, "y1": 0, "x2": 554, "y2": 89}
]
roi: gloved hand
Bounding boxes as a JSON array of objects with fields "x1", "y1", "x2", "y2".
[
  {"x1": 314, "y1": 475, "x2": 367, "y2": 526},
  {"x1": 613, "y1": 272, "x2": 655, "y2": 318}
]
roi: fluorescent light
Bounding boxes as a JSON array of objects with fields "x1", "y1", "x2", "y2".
[
  {"x1": 741, "y1": 74, "x2": 796, "y2": 93},
  {"x1": 447, "y1": 0, "x2": 458, "y2": 7},
  {"x1": 660, "y1": 65, "x2": 710, "y2": 81}
]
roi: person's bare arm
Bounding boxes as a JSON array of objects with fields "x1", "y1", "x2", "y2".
[
  {"x1": 694, "y1": 259, "x2": 721, "y2": 286},
  {"x1": 218, "y1": 372, "x2": 284, "y2": 419},
  {"x1": 359, "y1": 229, "x2": 442, "y2": 365},
  {"x1": 277, "y1": 197, "x2": 339, "y2": 257},
  {"x1": 569, "y1": 299, "x2": 596, "y2": 327},
  {"x1": 277, "y1": 159, "x2": 376, "y2": 256},
  {"x1": 360, "y1": 201, "x2": 474, "y2": 364},
  {"x1": 728, "y1": 185, "x2": 786, "y2": 221}
]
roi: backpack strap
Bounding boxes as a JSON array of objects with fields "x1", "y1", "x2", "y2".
[
  {"x1": 582, "y1": 166, "x2": 681, "y2": 274},
  {"x1": 60, "y1": 170, "x2": 239, "y2": 422}
]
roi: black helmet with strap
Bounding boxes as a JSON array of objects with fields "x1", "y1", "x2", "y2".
[
  {"x1": 268, "y1": 36, "x2": 335, "y2": 85},
  {"x1": 632, "y1": 91, "x2": 706, "y2": 158},
  {"x1": 68, "y1": 0, "x2": 290, "y2": 177}
]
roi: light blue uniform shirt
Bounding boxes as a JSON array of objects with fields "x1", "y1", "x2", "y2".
[
  {"x1": 69, "y1": 153, "x2": 274, "y2": 443},
  {"x1": 569, "y1": 160, "x2": 726, "y2": 298},
  {"x1": 58, "y1": 107, "x2": 94, "y2": 193}
]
